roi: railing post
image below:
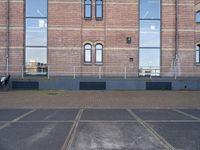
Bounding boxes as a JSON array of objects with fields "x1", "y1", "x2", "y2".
[
  {"x1": 124, "y1": 67, "x2": 127, "y2": 79},
  {"x1": 99, "y1": 67, "x2": 101, "y2": 79},
  {"x1": 150, "y1": 67, "x2": 152, "y2": 79},
  {"x1": 21, "y1": 65, "x2": 24, "y2": 79},
  {"x1": 48, "y1": 65, "x2": 50, "y2": 79},
  {"x1": 73, "y1": 66, "x2": 76, "y2": 79},
  {"x1": 174, "y1": 65, "x2": 177, "y2": 80}
]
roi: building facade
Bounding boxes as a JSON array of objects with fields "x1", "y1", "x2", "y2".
[{"x1": 0, "y1": 0, "x2": 200, "y2": 78}]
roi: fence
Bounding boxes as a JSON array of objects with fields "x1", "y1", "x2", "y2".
[{"x1": 0, "y1": 65, "x2": 200, "y2": 79}]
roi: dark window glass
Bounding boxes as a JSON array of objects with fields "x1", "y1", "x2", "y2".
[
  {"x1": 140, "y1": 20, "x2": 160, "y2": 47},
  {"x1": 196, "y1": 45, "x2": 200, "y2": 63},
  {"x1": 85, "y1": 0, "x2": 92, "y2": 19},
  {"x1": 84, "y1": 44, "x2": 92, "y2": 63},
  {"x1": 196, "y1": 11, "x2": 200, "y2": 23},
  {"x1": 95, "y1": 44, "x2": 103, "y2": 63},
  {"x1": 26, "y1": 19, "x2": 47, "y2": 46},
  {"x1": 140, "y1": 0, "x2": 160, "y2": 19},
  {"x1": 26, "y1": 0, "x2": 47, "y2": 17},
  {"x1": 96, "y1": 0, "x2": 103, "y2": 19}
]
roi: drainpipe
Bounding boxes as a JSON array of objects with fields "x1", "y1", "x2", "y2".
[
  {"x1": 174, "y1": 0, "x2": 179, "y2": 64},
  {"x1": 6, "y1": 0, "x2": 10, "y2": 75}
]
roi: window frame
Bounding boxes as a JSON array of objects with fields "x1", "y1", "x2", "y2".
[
  {"x1": 84, "y1": 44, "x2": 92, "y2": 63},
  {"x1": 196, "y1": 11, "x2": 200, "y2": 23},
  {"x1": 95, "y1": 44, "x2": 103, "y2": 63},
  {"x1": 84, "y1": 0, "x2": 92, "y2": 20},
  {"x1": 196, "y1": 45, "x2": 200, "y2": 64},
  {"x1": 95, "y1": 0, "x2": 103, "y2": 20},
  {"x1": 25, "y1": 0, "x2": 48, "y2": 75}
]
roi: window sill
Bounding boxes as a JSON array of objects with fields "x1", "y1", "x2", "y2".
[
  {"x1": 195, "y1": 63, "x2": 200, "y2": 66},
  {"x1": 84, "y1": 63, "x2": 92, "y2": 65},
  {"x1": 96, "y1": 18, "x2": 103, "y2": 21},
  {"x1": 95, "y1": 63, "x2": 103, "y2": 66},
  {"x1": 84, "y1": 17, "x2": 92, "y2": 21}
]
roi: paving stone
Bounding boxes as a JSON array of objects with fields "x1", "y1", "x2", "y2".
[
  {"x1": 148, "y1": 122, "x2": 200, "y2": 150},
  {"x1": 0, "y1": 122, "x2": 73, "y2": 150},
  {"x1": 178, "y1": 109, "x2": 200, "y2": 119},
  {"x1": 81, "y1": 109, "x2": 135, "y2": 120},
  {"x1": 70, "y1": 122, "x2": 167, "y2": 150},
  {"x1": 0, "y1": 109, "x2": 31, "y2": 121},
  {"x1": 132, "y1": 109, "x2": 194, "y2": 120},
  {"x1": 20, "y1": 109, "x2": 79, "y2": 121}
]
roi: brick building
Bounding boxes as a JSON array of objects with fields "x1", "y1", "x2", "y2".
[{"x1": 1, "y1": 0, "x2": 200, "y2": 79}]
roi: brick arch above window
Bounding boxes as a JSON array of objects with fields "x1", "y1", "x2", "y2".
[
  {"x1": 94, "y1": 41, "x2": 104, "y2": 46},
  {"x1": 196, "y1": 3, "x2": 200, "y2": 12},
  {"x1": 82, "y1": 41, "x2": 93, "y2": 46},
  {"x1": 196, "y1": 4, "x2": 200, "y2": 23}
]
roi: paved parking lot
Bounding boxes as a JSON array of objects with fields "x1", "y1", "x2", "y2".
[{"x1": 0, "y1": 108, "x2": 200, "y2": 150}]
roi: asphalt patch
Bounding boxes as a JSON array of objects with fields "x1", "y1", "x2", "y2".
[
  {"x1": 70, "y1": 122, "x2": 167, "y2": 150},
  {"x1": 148, "y1": 122, "x2": 200, "y2": 150},
  {"x1": 132, "y1": 109, "x2": 195, "y2": 121},
  {"x1": 0, "y1": 109, "x2": 31, "y2": 121},
  {"x1": 20, "y1": 109, "x2": 79, "y2": 121},
  {"x1": 0, "y1": 122, "x2": 73, "y2": 150},
  {"x1": 81, "y1": 109, "x2": 135, "y2": 120}
]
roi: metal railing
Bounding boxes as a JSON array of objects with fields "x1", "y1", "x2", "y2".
[{"x1": 0, "y1": 65, "x2": 200, "y2": 80}]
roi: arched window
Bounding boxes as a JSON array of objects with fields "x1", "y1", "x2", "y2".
[
  {"x1": 84, "y1": 44, "x2": 92, "y2": 63},
  {"x1": 96, "y1": 0, "x2": 103, "y2": 20},
  {"x1": 196, "y1": 45, "x2": 200, "y2": 63},
  {"x1": 95, "y1": 44, "x2": 103, "y2": 63},
  {"x1": 196, "y1": 11, "x2": 200, "y2": 23},
  {"x1": 84, "y1": 0, "x2": 92, "y2": 19}
]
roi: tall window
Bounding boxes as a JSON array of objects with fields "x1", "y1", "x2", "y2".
[
  {"x1": 25, "y1": 0, "x2": 48, "y2": 75},
  {"x1": 84, "y1": 0, "x2": 92, "y2": 19},
  {"x1": 196, "y1": 45, "x2": 200, "y2": 63},
  {"x1": 84, "y1": 44, "x2": 92, "y2": 63},
  {"x1": 95, "y1": 44, "x2": 103, "y2": 63},
  {"x1": 96, "y1": 0, "x2": 103, "y2": 20},
  {"x1": 139, "y1": 0, "x2": 161, "y2": 76},
  {"x1": 196, "y1": 11, "x2": 200, "y2": 23}
]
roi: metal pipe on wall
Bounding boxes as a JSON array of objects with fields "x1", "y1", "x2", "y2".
[
  {"x1": 175, "y1": 0, "x2": 179, "y2": 63},
  {"x1": 6, "y1": 0, "x2": 10, "y2": 75}
]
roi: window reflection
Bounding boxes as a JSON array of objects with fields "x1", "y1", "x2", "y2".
[
  {"x1": 140, "y1": 20, "x2": 160, "y2": 47},
  {"x1": 25, "y1": 0, "x2": 48, "y2": 75},
  {"x1": 96, "y1": 0, "x2": 103, "y2": 19},
  {"x1": 139, "y1": 0, "x2": 160, "y2": 76},
  {"x1": 96, "y1": 44, "x2": 103, "y2": 63},
  {"x1": 26, "y1": 19, "x2": 47, "y2": 46},
  {"x1": 196, "y1": 11, "x2": 200, "y2": 23},
  {"x1": 85, "y1": 0, "x2": 92, "y2": 19},
  {"x1": 140, "y1": 0, "x2": 160, "y2": 19},
  {"x1": 26, "y1": 48, "x2": 47, "y2": 75},
  {"x1": 139, "y1": 49, "x2": 160, "y2": 76},
  {"x1": 196, "y1": 45, "x2": 200, "y2": 63},
  {"x1": 26, "y1": 0, "x2": 47, "y2": 17},
  {"x1": 84, "y1": 44, "x2": 92, "y2": 63}
]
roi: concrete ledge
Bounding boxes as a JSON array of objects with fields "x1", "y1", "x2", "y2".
[{"x1": 10, "y1": 78, "x2": 200, "y2": 90}]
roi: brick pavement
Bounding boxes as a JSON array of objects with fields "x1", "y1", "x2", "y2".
[{"x1": 0, "y1": 90, "x2": 200, "y2": 108}]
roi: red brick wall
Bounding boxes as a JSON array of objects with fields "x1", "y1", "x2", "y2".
[{"x1": 0, "y1": 0, "x2": 199, "y2": 76}]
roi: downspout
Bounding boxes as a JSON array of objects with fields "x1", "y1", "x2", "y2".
[
  {"x1": 174, "y1": 0, "x2": 179, "y2": 64},
  {"x1": 6, "y1": 0, "x2": 10, "y2": 75},
  {"x1": 173, "y1": 0, "x2": 179, "y2": 78}
]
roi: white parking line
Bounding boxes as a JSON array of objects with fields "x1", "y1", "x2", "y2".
[
  {"x1": 0, "y1": 109, "x2": 36, "y2": 130},
  {"x1": 173, "y1": 109, "x2": 200, "y2": 120},
  {"x1": 127, "y1": 109, "x2": 176, "y2": 150}
]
